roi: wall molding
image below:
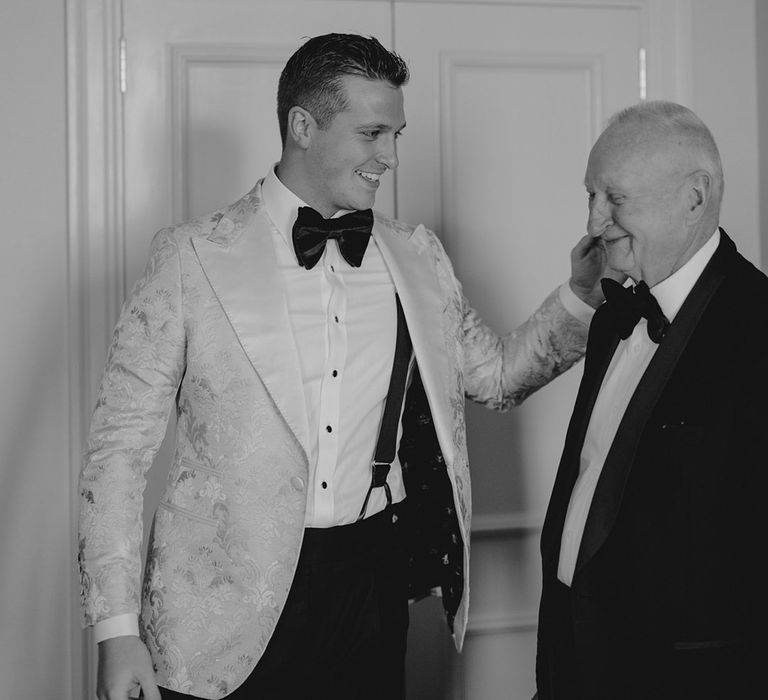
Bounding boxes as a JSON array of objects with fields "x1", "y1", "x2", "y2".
[
  {"x1": 438, "y1": 49, "x2": 603, "y2": 237},
  {"x1": 65, "y1": 4, "x2": 89, "y2": 699},
  {"x1": 471, "y1": 510, "x2": 545, "y2": 537},
  {"x1": 66, "y1": 0, "x2": 125, "y2": 697},
  {"x1": 466, "y1": 611, "x2": 539, "y2": 636},
  {"x1": 399, "y1": 0, "x2": 654, "y2": 7}
]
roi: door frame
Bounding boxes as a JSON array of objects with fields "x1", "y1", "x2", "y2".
[{"x1": 65, "y1": 0, "x2": 693, "y2": 696}]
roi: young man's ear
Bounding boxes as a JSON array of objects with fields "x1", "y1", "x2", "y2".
[{"x1": 286, "y1": 106, "x2": 316, "y2": 149}]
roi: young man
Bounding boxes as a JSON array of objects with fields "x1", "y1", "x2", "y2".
[{"x1": 80, "y1": 33, "x2": 603, "y2": 700}]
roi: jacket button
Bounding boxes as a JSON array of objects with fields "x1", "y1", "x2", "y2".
[{"x1": 290, "y1": 476, "x2": 305, "y2": 492}]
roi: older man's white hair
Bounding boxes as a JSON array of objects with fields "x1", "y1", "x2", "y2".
[{"x1": 606, "y1": 100, "x2": 724, "y2": 211}]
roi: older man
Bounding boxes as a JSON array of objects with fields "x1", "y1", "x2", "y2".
[{"x1": 536, "y1": 101, "x2": 768, "y2": 698}]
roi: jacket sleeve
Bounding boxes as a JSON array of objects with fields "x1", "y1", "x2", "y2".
[
  {"x1": 416, "y1": 223, "x2": 590, "y2": 411},
  {"x1": 461, "y1": 285, "x2": 590, "y2": 411},
  {"x1": 78, "y1": 228, "x2": 186, "y2": 627}
]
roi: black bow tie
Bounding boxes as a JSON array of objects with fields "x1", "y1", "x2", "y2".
[
  {"x1": 600, "y1": 277, "x2": 670, "y2": 344},
  {"x1": 291, "y1": 206, "x2": 373, "y2": 270}
]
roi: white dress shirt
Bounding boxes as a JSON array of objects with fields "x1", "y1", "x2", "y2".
[
  {"x1": 261, "y1": 165, "x2": 406, "y2": 528},
  {"x1": 557, "y1": 230, "x2": 721, "y2": 587}
]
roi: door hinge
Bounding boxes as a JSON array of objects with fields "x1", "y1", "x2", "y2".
[
  {"x1": 119, "y1": 37, "x2": 127, "y2": 94},
  {"x1": 639, "y1": 47, "x2": 647, "y2": 100}
]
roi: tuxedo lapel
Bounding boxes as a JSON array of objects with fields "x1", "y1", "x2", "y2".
[
  {"x1": 373, "y1": 220, "x2": 456, "y2": 469},
  {"x1": 541, "y1": 328, "x2": 619, "y2": 572},
  {"x1": 192, "y1": 188, "x2": 310, "y2": 459},
  {"x1": 573, "y1": 232, "x2": 734, "y2": 577}
]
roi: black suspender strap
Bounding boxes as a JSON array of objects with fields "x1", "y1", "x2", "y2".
[{"x1": 357, "y1": 294, "x2": 413, "y2": 521}]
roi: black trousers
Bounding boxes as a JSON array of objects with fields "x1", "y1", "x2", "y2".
[
  {"x1": 538, "y1": 579, "x2": 756, "y2": 699},
  {"x1": 157, "y1": 501, "x2": 410, "y2": 700}
]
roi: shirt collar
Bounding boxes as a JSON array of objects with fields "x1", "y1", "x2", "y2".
[
  {"x1": 261, "y1": 164, "x2": 356, "y2": 248},
  {"x1": 261, "y1": 164, "x2": 306, "y2": 249},
  {"x1": 650, "y1": 228, "x2": 720, "y2": 322}
]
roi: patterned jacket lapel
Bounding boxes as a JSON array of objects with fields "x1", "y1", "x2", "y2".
[
  {"x1": 191, "y1": 183, "x2": 311, "y2": 460},
  {"x1": 373, "y1": 219, "x2": 456, "y2": 470},
  {"x1": 373, "y1": 215, "x2": 467, "y2": 635}
]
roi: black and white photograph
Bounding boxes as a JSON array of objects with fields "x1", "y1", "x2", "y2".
[{"x1": 1, "y1": 1, "x2": 767, "y2": 698}]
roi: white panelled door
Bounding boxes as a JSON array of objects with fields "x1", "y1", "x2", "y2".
[{"x1": 120, "y1": 2, "x2": 664, "y2": 699}]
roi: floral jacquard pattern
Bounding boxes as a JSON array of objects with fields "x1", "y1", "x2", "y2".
[
  {"x1": 80, "y1": 229, "x2": 186, "y2": 624},
  {"x1": 79, "y1": 181, "x2": 588, "y2": 697},
  {"x1": 462, "y1": 286, "x2": 589, "y2": 410}
]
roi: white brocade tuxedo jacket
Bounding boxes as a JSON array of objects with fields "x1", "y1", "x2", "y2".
[{"x1": 79, "y1": 181, "x2": 589, "y2": 698}]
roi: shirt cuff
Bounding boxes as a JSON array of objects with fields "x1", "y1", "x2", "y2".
[
  {"x1": 559, "y1": 281, "x2": 595, "y2": 326},
  {"x1": 93, "y1": 613, "x2": 140, "y2": 643}
]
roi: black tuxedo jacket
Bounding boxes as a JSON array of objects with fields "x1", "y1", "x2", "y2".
[{"x1": 537, "y1": 231, "x2": 768, "y2": 699}]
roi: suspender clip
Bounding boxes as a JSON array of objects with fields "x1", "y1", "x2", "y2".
[
  {"x1": 370, "y1": 461, "x2": 391, "y2": 487},
  {"x1": 357, "y1": 461, "x2": 394, "y2": 521}
]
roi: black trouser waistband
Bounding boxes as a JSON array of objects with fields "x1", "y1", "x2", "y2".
[{"x1": 299, "y1": 499, "x2": 409, "y2": 566}]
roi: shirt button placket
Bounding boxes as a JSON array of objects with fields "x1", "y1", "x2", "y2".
[{"x1": 316, "y1": 246, "x2": 345, "y2": 525}]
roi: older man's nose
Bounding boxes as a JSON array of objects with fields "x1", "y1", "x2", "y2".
[{"x1": 587, "y1": 202, "x2": 612, "y2": 237}]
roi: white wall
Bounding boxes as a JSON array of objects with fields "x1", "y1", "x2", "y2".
[
  {"x1": 0, "y1": 1, "x2": 83, "y2": 699},
  {"x1": 0, "y1": 2, "x2": 761, "y2": 699},
  {"x1": 691, "y1": 0, "x2": 761, "y2": 266}
]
